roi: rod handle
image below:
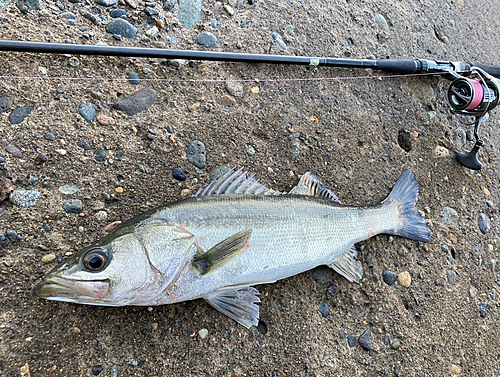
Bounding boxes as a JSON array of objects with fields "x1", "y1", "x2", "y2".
[
  {"x1": 375, "y1": 59, "x2": 421, "y2": 74},
  {"x1": 468, "y1": 62, "x2": 500, "y2": 78}
]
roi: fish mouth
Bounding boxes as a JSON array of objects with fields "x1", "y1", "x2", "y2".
[{"x1": 33, "y1": 275, "x2": 110, "y2": 300}]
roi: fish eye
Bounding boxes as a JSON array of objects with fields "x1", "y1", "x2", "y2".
[{"x1": 83, "y1": 249, "x2": 109, "y2": 271}]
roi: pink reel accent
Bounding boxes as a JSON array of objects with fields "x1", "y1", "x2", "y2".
[{"x1": 467, "y1": 79, "x2": 484, "y2": 110}]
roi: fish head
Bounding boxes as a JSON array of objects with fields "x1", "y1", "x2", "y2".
[{"x1": 33, "y1": 232, "x2": 165, "y2": 306}]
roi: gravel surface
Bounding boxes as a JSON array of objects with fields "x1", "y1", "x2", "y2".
[{"x1": 0, "y1": 0, "x2": 499, "y2": 375}]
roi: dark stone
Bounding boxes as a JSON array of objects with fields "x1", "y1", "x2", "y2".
[
  {"x1": 59, "y1": 11, "x2": 76, "y2": 19},
  {"x1": 112, "y1": 88, "x2": 157, "y2": 116},
  {"x1": 478, "y1": 213, "x2": 491, "y2": 234},
  {"x1": 326, "y1": 283, "x2": 338, "y2": 299},
  {"x1": 358, "y1": 330, "x2": 372, "y2": 351},
  {"x1": 196, "y1": 32, "x2": 218, "y2": 47},
  {"x1": 128, "y1": 72, "x2": 141, "y2": 85},
  {"x1": 480, "y1": 302, "x2": 487, "y2": 318},
  {"x1": 35, "y1": 153, "x2": 47, "y2": 165},
  {"x1": 163, "y1": 0, "x2": 175, "y2": 10},
  {"x1": 106, "y1": 18, "x2": 137, "y2": 38},
  {"x1": 0, "y1": 97, "x2": 11, "y2": 114},
  {"x1": 172, "y1": 167, "x2": 186, "y2": 181},
  {"x1": 347, "y1": 335, "x2": 356, "y2": 348},
  {"x1": 110, "y1": 9, "x2": 127, "y2": 18},
  {"x1": 94, "y1": 148, "x2": 108, "y2": 162},
  {"x1": 77, "y1": 141, "x2": 92, "y2": 150},
  {"x1": 271, "y1": 32, "x2": 287, "y2": 51},
  {"x1": 382, "y1": 270, "x2": 398, "y2": 286},
  {"x1": 79, "y1": 103, "x2": 96, "y2": 123},
  {"x1": 6, "y1": 145, "x2": 23, "y2": 158},
  {"x1": 91, "y1": 365, "x2": 103, "y2": 375},
  {"x1": 6, "y1": 229, "x2": 18, "y2": 242},
  {"x1": 44, "y1": 133, "x2": 56, "y2": 141},
  {"x1": 318, "y1": 302, "x2": 329, "y2": 317},
  {"x1": 397, "y1": 130, "x2": 412, "y2": 152},
  {"x1": 62, "y1": 199, "x2": 83, "y2": 214},
  {"x1": 338, "y1": 329, "x2": 346, "y2": 339},
  {"x1": 8, "y1": 107, "x2": 34, "y2": 124},
  {"x1": 310, "y1": 265, "x2": 333, "y2": 284}
]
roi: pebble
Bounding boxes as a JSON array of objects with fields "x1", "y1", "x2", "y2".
[
  {"x1": 77, "y1": 140, "x2": 92, "y2": 150},
  {"x1": 106, "y1": 18, "x2": 137, "y2": 38},
  {"x1": 466, "y1": 129, "x2": 474, "y2": 141},
  {"x1": 441, "y1": 244, "x2": 449, "y2": 252},
  {"x1": 478, "y1": 213, "x2": 491, "y2": 234},
  {"x1": 94, "y1": 210, "x2": 108, "y2": 221},
  {"x1": 44, "y1": 133, "x2": 56, "y2": 141},
  {"x1": 55, "y1": 149, "x2": 67, "y2": 156},
  {"x1": 0, "y1": 156, "x2": 4, "y2": 163},
  {"x1": 63, "y1": 199, "x2": 83, "y2": 214},
  {"x1": 110, "y1": 365, "x2": 118, "y2": 377},
  {"x1": 79, "y1": 103, "x2": 96, "y2": 123},
  {"x1": 110, "y1": 9, "x2": 127, "y2": 18},
  {"x1": 172, "y1": 167, "x2": 186, "y2": 181},
  {"x1": 246, "y1": 144, "x2": 256, "y2": 156},
  {"x1": 224, "y1": 4, "x2": 234, "y2": 15},
  {"x1": 112, "y1": 88, "x2": 157, "y2": 115},
  {"x1": 397, "y1": 271, "x2": 411, "y2": 288},
  {"x1": 447, "y1": 270, "x2": 457, "y2": 286},
  {"x1": 186, "y1": 140, "x2": 206, "y2": 169},
  {"x1": 209, "y1": 165, "x2": 230, "y2": 182},
  {"x1": 177, "y1": 0, "x2": 203, "y2": 29},
  {"x1": 115, "y1": 187, "x2": 123, "y2": 194},
  {"x1": 225, "y1": 80, "x2": 244, "y2": 97},
  {"x1": 94, "y1": 148, "x2": 108, "y2": 162},
  {"x1": 27, "y1": 0, "x2": 43, "y2": 11},
  {"x1": 450, "y1": 364, "x2": 461, "y2": 375},
  {"x1": 6, "y1": 229, "x2": 18, "y2": 242},
  {"x1": 271, "y1": 32, "x2": 287, "y2": 51},
  {"x1": 358, "y1": 330, "x2": 372, "y2": 351},
  {"x1": 0, "y1": 233, "x2": 5, "y2": 245},
  {"x1": 96, "y1": 114, "x2": 115, "y2": 125},
  {"x1": 8, "y1": 107, "x2": 34, "y2": 124},
  {"x1": 35, "y1": 153, "x2": 47, "y2": 165},
  {"x1": 479, "y1": 302, "x2": 487, "y2": 318},
  {"x1": 347, "y1": 335, "x2": 356, "y2": 348},
  {"x1": 0, "y1": 96, "x2": 11, "y2": 113},
  {"x1": 310, "y1": 265, "x2": 333, "y2": 284},
  {"x1": 181, "y1": 189, "x2": 190, "y2": 198},
  {"x1": 9, "y1": 189, "x2": 40, "y2": 207},
  {"x1": 285, "y1": 24, "x2": 295, "y2": 37},
  {"x1": 318, "y1": 302, "x2": 329, "y2": 317},
  {"x1": 382, "y1": 270, "x2": 398, "y2": 286},
  {"x1": 338, "y1": 329, "x2": 346, "y2": 339},
  {"x1": 125, "y1": 72, "x2": 141, "y2": 85},
  {"x1": 163, "y1": 0, "x2": 175, "y2": 10},
  {"x1": 391, "y1": 339, "x2": 401, "y2": 349},
  {"x1": 326, "y1": 283, "x2": 338, "y2": 299},
  {"x1": 196, "y1": 32, "x2": 218, "y2": 48},
  {"x1": 440, "y1": 207, "x2": 459, "y2": 224},
  {"x1": 454, "y1": 128, "x2": 466, "y2": 149},
  {"x1": 6, "y1": 145, "x2": 23, "y2": 158},
  {"x1": 198, "y1": 328, "x2": 208, "y2": 339},
  {"x1": 41, "y1": 253, "x2": 56, "y2": 264},
  {"x1": 91, "y1": 365, "x2": 103, "y2": 375},
  {"x1": 435, "y1": 145, "x2": 449, "y2": 158},
  {"x1": 374, "y1": 13, "x2": 389, "y2": 31},
  {"x1": 491, "y1": 259, "x2": 496, "y2": 272},
  {"x1": 383, "y1": 333, "x2": 391, "y2": 346}
]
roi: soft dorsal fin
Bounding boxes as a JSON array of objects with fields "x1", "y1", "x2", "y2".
[
  {"x1": 289, "y1": 172, "x2": 341, "y2": 203},
  {"x1": 194, "y1": 168, "x2": 283, "y2": 197}
]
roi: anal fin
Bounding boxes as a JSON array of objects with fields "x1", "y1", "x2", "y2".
[
  {"x1": 204, "y1": 286, "x2": 261, "y2": 329},
  {"x1": 328, "y1": 246, "x2": 363, "y2": 283}
]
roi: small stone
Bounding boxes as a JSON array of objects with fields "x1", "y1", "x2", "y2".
[
  {"x1": 374, "y1": 13, "x2": 389, "y2": 31},
  {"x1": 145, "y1": 26, "x2": 159, "y2": 37},
  {"x1": 209, "y1": 165, "x2": 230, "y2": 182},
  {"x1": 198, "y1": 328, "x2": 208, "y2": 339},
  {"x1": 9, "y1": 190, "x2": 40, "y2": 207},
  {"x1": 163, "y1": 0, "x2": 175, "y2": 10},
  {"x1": 383, "y1": 333, "x2": 391, "y2": 346},
  {"x1": 450, "y1": 364, "x2": 461, "y2": 375},
  {"x1": 8, "y1": 107, "x2": 34, "y2": 125},
  {"x1": 285, "y1": 24, "x2": 295, "y2": 37},
  {"x1": 394, "y1": 365, "x2": 401, "y2": 376},
  {"x1": 225, "y1": 80, "x2": 244, "y2": 97},
  {"x1": 271, "y1": 32, "x2": 287, "y2": 51},
  {"x1": 347, "y1": 335, "x2": 356, "y2": 348},
  {"x1": 63, "y1": 199, "x2": 83, "y2": 214},
  {"x1": 358, "y1": 331, "x2": 372, "y2": 351},
  {"x1": 91, "y1": 365, "x2": 103, "y2": 375},
  {"x1": 0, "y1": 97, "x2": 11, "y2": 114},
  {"x1": 6, "y1": 229, "x2": 18, "y2": 242},
  {"x1": 434, "y1": 145, "x2": 449, "y2": 158},
  {"x1": 246, "y1": 145, "x2": 256, "y2": 156},
  {"x1": 44, "y1": 133, "x2": 56, "y2": 141},
  {"x1": 491, "y1": 259, "x2": 496, "y2": 272},
  {"x1": 390, "y1": 340, "x2": 401, "y2": 349},
  {"x1": 224, "y1": 4, "x2": 234, "y2": 15},
  {"x1": 96, "y1": 114, "x2": 115, "y2": 125},
  {"x1": 479, "y1": 302, "x2": 487, "y2": 318},
  {"x1": 112, "y1": 88, "x2": 157, "y2": 116},
  {"x1": 181, "y1": 189, "x2": 191, "y2": 198},
  {"x1": 41, "y1": 253, "x2": 56, "y2": 264},
  {"x1": 382, "y1": 270, "x2": 398, "y2": 286},
  {"x1": 441, "y1": 244, "x2": 449, "y2": 253},
  {"x1": 79, "y1": 103, "x2": 96, "y2": 123},
  {"x1": 69, "y1": 57, "x2": 80, "y2": 67},
  {"x1": 106, "y1": 19, "x2": 137, "y2": 38},
  {"x1": 310, "y1": 266, "x2": 333, "y2": 284},
  {"x1": 318, "y1": 302, "x2": 329, "y2": 317},
  {"x1": 478, "y1": 213, "x2": 491, "y2": 234},
  {"x1": 110, "y1": 9, "x2": 127, "y2": 18},
  {"x1": 338, "y1": 329, "x2": 346, "y2": 339},
  {"x1": 397, "y1": 271, "x2": 411, "y2": 288},
  {"x1": 440, "y1": 207, "x2": 459, "y2": 225},
  {"x1": 454, "y1": 128, "x2": 466, "y2": 149},
  {"x1": 77, "y1": 140, "x2": 92, "y2": 150},
  {"x1": 177, "y1": 0, "x2": 202, "y2": 28},
  {"x1": 196, "y1": 32, "x2": 218, "y2": 48},
  {"x1": 326, "y1": 283, "x2": 338, "y2": 299},
  {"x1": 94, "y1": 210, "x2": 108, "y2": 221},
  {"x1": 94, "y1": 148, "x2": 108, "y2": 162},
  {"x1": 469, "y1": 286, "x2": 478, "y2": 298},
  {"x1": 186, "y1": 140, "x2": 206, "y2": 169},
  {"x1": 115, "y1": 187, "x2": 124, "y2": 194},
  {"x1": 55, "y1": 149, "x2": 67, "y2": 156},
  {"x1": 447, "y1": 270, "x2": 457, "y2": 286},
  {"x1": 448, "y1": 233, "x2": 458, "y2": 244},
  {"x1": 6, "y1": 145, "x2": 23, "y2": 158},
  {"x1": 172, "y1": 167, "x2": 186, "y2": 181},
  {"x1": 110, "y1": 365, "x2": 118, "y2": 377}
]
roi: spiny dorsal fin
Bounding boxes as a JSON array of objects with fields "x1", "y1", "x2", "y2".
[
  {"x1": 289, "y1": 172, "x2": 341, "y2": 203},
  {"x1": 328, "y1": 245, "x2": 363, "y2": 283},
  {"x1": 192, "y1": 229, "x2": 252, "y2": 275},
  {"x1": 204, "y1": 286, "x2": 261, "y2": 329},
  {"x1": 194, "y1": 168, "x2": 283, "y2": 197}
]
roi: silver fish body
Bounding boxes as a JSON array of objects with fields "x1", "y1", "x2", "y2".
[{"x1": 33, "y1": 169, "x2": 431, "y2": 328}]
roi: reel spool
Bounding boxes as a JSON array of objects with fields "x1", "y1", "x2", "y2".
[{"x1": 447, "y1": 68, "x2": 500, "y2": 170}]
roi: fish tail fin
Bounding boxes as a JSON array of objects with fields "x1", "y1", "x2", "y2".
[{"x1": 383, "y1": 170, "x2": 431, "y2": 242}]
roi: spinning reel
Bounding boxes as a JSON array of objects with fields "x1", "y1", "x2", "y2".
[{"x1": 447, "y1": 67, "x2": 500, "y2": 170}]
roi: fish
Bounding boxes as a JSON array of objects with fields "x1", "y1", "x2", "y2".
[{"x1": 33, "y1": 168, "x2": 431, "y2": 328}]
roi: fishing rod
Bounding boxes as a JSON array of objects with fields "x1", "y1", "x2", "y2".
[{"x1": 0, "y1": 39, "x2": 499, "y2": 170}]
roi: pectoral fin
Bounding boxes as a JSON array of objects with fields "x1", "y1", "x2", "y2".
[
  {"x1": 329, "y1": 246, "x2": 363, "y2": 283},
  {"x1": 204, "y1": 286, "x2": 261, "y2": 328},
  {"x1": 192, "y1": 229, "x2": 252, "y2": 275}
]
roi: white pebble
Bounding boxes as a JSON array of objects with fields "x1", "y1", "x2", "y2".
[{"x1": 198, "y1": 328, "x2": 208, "y2": 339}]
